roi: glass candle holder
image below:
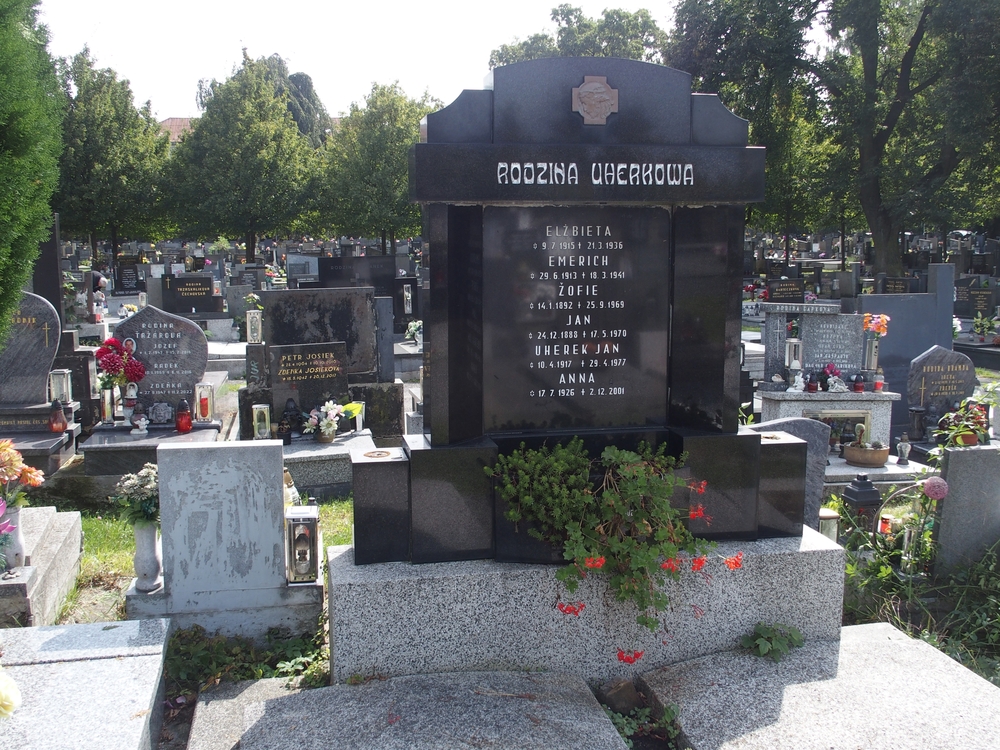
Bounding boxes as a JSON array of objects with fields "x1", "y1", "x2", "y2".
[
  {"x1": 175, "y1": 399, "x2": 192, "y2": 433},
  {"x1": 49, "y1": 400, "x2": 68, "y2": 433},
  {"x1": 195, "y1": 382, "x2": 214, "y2": 422},
  {"x1": 48, "y1": 369, "x2": 73, "y2": 403},
  {"x1": 252, "y1": 404, "x2": 271, "y2": 439}
]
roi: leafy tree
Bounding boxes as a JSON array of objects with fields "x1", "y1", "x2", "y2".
[
  {"x1": 54, "y1": 49, "x2": 170, "y2": 258},
  {"x1": 0, "y1": 0, "x2": 62, "y2": 343},
  {"x1": 489, "y1": 4, "x2": 667, "y2": 67},
  {"x1": 167, "y1": 51, "x2": 315, "y2": 262},
  {"x1": 321, "y1": 83, "x2": 438, "y2": 253}
]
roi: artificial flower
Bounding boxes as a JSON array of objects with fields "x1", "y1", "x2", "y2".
[
  {"x1": 0, "y1": 668, "x2": 21, "y2": 719},
  {"x1": 922, "y1": 476, "x2": 949, "y2": 501}
]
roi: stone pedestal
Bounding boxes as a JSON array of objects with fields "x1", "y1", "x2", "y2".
[
  {"x1": 760, "y1": 390, "x2": 900, "y2": 446},
  {"x1": 937, "y1": 444, "x2": 1000, "y2": 574}
]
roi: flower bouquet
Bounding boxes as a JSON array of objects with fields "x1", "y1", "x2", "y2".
[
  {"x1": 302, "y1": 401, "x2": 364, "y2": 440},
  {"x1": 0, "y1": 440, "x2": 44, "y2": 571},
  {"x1": 95, "y1": 337, "x2": 145, "y2": 390},
  {"x1": 863, "y1": 313, "x2": 890, "y2": 338}
]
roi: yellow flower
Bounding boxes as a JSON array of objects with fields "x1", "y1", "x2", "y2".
[{"x1": 0, "y1": 668, "x2": 22, "y2": 719}]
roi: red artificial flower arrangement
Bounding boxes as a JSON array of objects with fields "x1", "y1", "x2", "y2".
[{"x1": 95, "y1": 337, "x2": 145, "y2": 389}]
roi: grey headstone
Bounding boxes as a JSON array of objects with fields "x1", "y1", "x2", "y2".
[
  {"x1": 374, "y1": 296, "x2": 393, "y2": 383},
  {"x1": 907, "y1": 345, "x2": 978, "y2": 417},
  {"x1": 261, "y1": 288, "x2": 376, "y2": 375},
  {"x1": 114, "y1": 305, "x2": 209, "y2": 411},
  {"x1": 749, "y1": 417, "x2": 832, "y2": 530},
  {"x1": 800, "y1": 313, "x2": 864, "y2": 373},
  {"x1": 937, "y1": 445, "x2": 1000, "y2": 574},
  {"x1": 226, "y1": 284, "x2": 253, "y2": 320},
  {"x1": 0, "y1": 292, "x2": 61, "y2": 405}
]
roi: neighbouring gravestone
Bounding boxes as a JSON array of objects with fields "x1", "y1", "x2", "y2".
[
  {"x1": 907, "y1": 345, "x2": 978, "y2": 421},
  {"x1": 54, "y1": 330, "x2": 100, "y2": 428},
  {"x1": 238, "y1": 266, "x2": 264, "y2": 290},
  {"x1": 969, "y1": 287, "x2": 996, "y2": 318},
  {"x1": 116, "y1": 262, "x2": 141, "y2": 295},
  {"x1": 884, "y1": 277, "x2": 917, "y2": 294},
  {"x1": 114, "y1": 306, "x2": 209, "y2": 416},
  {"x1": 406, "y1": 56, "x2": 775, "y2": 561},
  {"x1": 0, "y1": 292, "x2": 61, "y2": 406},
  {"x1": 161, "y1": 274, "x2": 221, "y2": 314},
  {"x1": 269, "y1": 342, "x2": 349, "y2": 416},
  {"x1": 954, "y1": 277, "x2": 977, "y2": 317},
  {"x1": 260, "y1": 288, "x2": 377, "y2": 377},
  {"x1": 318, "y1": 256, "x2": 396, "y2": 297},
  {"x1": 767, "y1": 278, "x2": 805, "y2": 304},
  {"x1": 799, "y1": 314, "x2": 865, "y2": 373}
]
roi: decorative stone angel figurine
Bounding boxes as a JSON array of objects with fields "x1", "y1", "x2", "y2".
[{"x1": 786, "y1": 372, "x2": 805, "y2": 392}]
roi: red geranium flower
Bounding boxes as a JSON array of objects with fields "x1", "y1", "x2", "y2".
[
  {"x1": 584, "y1": 556, "x2": 605, "y2": 569},
  {"x1": 617, "y1": 649, "x2": 644, "y2": 664},
  {"x1": 661, "y1": 557, "x2": 681, "y2": 572},
  {"x1": 724, "y1": 551, "x2": 744, "y2": 570},
  {"x1": 691, "y1": 555, "x2": 707, "y2": 572}
]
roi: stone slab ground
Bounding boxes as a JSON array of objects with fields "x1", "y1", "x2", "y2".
[
  {"x1": 188, "y1": 671, "x2": 627, "y2": 750},
  {"x1": 640, "y1": 622, "x2": 1000, "y2": 749}
]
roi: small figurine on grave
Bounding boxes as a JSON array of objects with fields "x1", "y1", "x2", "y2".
[
  {"x1": 827, "y1": 376, "x2": 850, "y2": 393},
  {"x1": 786, "y1": 372, "x2": 805, "y2": 392},
  {"x1": 282, "y1": 398, "x2": 302, "y2": 435},
  {"x1": 276, "y1": 417, "x2": 292, "y2": 445},
  {"x1": 129, "y1": 402, "x2": 147, "y2": 430},
  {"x1": 130, "y1": 415, "x2": 149, "y2": 435}
]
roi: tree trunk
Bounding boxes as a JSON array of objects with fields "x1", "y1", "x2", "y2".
[
  {"x1": 110, "y1": 224, "x2": 119, "y2": 264},
  {"x1": 389, "y1": 229, "x2": 396, "y2": 257},
  {"x1": 380, "y1": 230, "x2": 387, "y2": 255},
  {"x1": 246, "y1": 231, "x2": 257, "y2": 263},
  {"x1": 89, "y1": 230, "x2": 98, "y2": 261}
]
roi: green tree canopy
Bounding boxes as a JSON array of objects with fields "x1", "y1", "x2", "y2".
[
  {"x1": 489, "y1": 4, "x2": 667, "y2": 67},
  {"x1": 0, "y1": 0, "x2": 62, "y2": 344},
  {"x1": 53, "y1": 48, "x2": 170, "y2": 256},
  {"x1": 168, "y1": 51, "x2": 316, "y2": 261},
  {"x1": 321, "y1": 83, "x2": 438, "y2": 252}
]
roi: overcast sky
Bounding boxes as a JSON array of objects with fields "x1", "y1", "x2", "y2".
[{"x1": 38, "y1": 0, "x2": 677, "y2": 121}]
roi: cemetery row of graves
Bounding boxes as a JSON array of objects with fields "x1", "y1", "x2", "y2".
[{"x1": 3, "y1": 56, "x2": 1000, "y2": 748}]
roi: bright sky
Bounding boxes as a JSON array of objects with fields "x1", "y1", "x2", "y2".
[{"x1": 38, "y1": 0, "x2": 677, "y2": 121}]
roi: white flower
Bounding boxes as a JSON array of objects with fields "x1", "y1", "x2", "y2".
[{"x1": 0, "y1": 667, "x2": 22, "y2": 719}]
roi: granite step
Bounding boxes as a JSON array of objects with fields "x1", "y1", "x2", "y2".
[
  {"x1": 188, "y1": 671, "x2": 628, "y2": 750},
  {"x1": 0, "y1": 507, "x2": 82, "y2": 627},
  {"x1": 638, "y1": 622, "x2": 1000, "y2": 749}
]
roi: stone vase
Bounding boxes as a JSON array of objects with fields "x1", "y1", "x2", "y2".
[
  {"x1": 132, "y1": 520, "x2": 163, "y2": 593},
  {"x1": 1, "y1": 504, "x2": 25, "y2": 569},
  {"x1": 317, "y1": 430, "x2": 336, "y2": 443}
]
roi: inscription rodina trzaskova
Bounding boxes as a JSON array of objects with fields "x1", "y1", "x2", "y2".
[{"x1": 483, "y1": 206, "x2": 670, "y2": 432}]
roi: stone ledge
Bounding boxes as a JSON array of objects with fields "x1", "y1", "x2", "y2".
[
  {"x1": 639, "y1": 622, "x2": 1000, "y2": 750},
  {"x1": 327, "y1": 528, "x2": 844, "y2": 684}
]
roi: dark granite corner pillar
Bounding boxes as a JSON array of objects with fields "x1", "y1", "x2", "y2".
[
  {"x1": 351, "y1": 447, "x2": 410, "y2": 564},
  {"x1": 670, "y1": 206, "x2": 745, "y2": 433},
  {"x1": 425, "y1": 204, "x2": 484, "y2": 446},
  {"x1": 756, "y1": 430, "x2": 806, "y2": 537}
]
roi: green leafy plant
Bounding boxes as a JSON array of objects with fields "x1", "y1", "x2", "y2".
[
  {"x1": 935, "y1": 399, "x2": 989, "y2": 446},
  {"x1": 111, "y1": 463, "x2": 159, "y2": 525},
  {"x1": 603, "y1": 703, "x2": 679, "y2": 748},
  {"x1": 404, "y1": 319, "x2": 422, "y2": 340},
  {"x1": 741, "y1": 622, "x2": 804, "y2": 662},
  {"x1": 971, "y1": 312, "x2": 997, "y2": 337},
  {"x1": 739, "y1": 401, "x2": 755, "y2": 425},
  {"x1": 487, "y1": 439, "x2": 717, "y2": 631}
]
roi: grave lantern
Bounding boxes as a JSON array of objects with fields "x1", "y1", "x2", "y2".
[
  {"x1": 246, "y1": 310, "x2": 263, "y2": 344},
  {"x1": 48, "y1": 369, "x2": 73, "y2": 403},
  {"x1": 842, "y1": 474, "x2": 882, "y2": 531},
  {"x1": 784, "y1": 337, "x2": 802, "y2": 370},
  {"x1": 194, "y1": 382, "x2": 214, "y2": 422},
  {"x1": 49, "y1": 399, "x2": 68, "y2": 433},
  {"x1": 285, "y1": 505, "x2": 320, "y2": 583},
  {"x1": 138, "y1": 292, "x2": 148, "y2": 308},
  {"x1": 252, "y1": 404, "x2": 271, "y2": 439}
]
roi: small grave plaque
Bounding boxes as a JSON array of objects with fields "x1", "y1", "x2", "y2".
[
  {"x1": 799, "y1": 314, "x2": 864, "y2": 373},
  {"x1": 239, "y1": 268, "x2": 262, "y2": 290},
  {"x1": 269, "y1": 342, "x2": 348, "y2": 415},
  {"x1": 0, "y1": 293, "x2": 61, "y2": 404},
  {"x1": 884, "y1": 277, "x2": 915, "y2": 294},
  {"x1": 954, "y1": 278, "x2": 976, "y2": 317},
  {"x1": 117, "y1": 263, "x2": 140, "y2": 294},
  {"x1": 907, "y1": 345, "x2": 977, "y2": 418},
  {"x1": 114, "y1": 306, "x2": 209, "y2": 411},
  {"x1": 969, "y1": 288, "x2": 995, "y2": 317},
  {"x1": 767, "y1": 278, "x2": 805, "y2": 304}
]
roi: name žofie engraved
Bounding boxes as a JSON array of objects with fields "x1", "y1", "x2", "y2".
[{"x1": 483, "y1": 206, "x2": 669, "y2": 431}]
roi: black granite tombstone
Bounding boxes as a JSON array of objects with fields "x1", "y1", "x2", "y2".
[
  {"x1": 116, "y1": 262, "x2": 141, "y2": 295},
  {"x1": 969, "y1": 287, "x2": 995, "y2": 318},
  {"x1": 269, "y1": 342, "x2": 349, "y2": 417},
  {"x1": 767, "y1": 278, "x2": 805, "y2": 304},
  {"x1": 161, "y1": 274, "x2": 221, "y2": 314},
  {"x1": 907, "y1": 345, "x2": 978, "y2": 419},
  {"x1": 407, "y1": 57, "x2": 778, "y2": 562},
  {"x1": 0, "y1": 293, "x2": 61, "y2": 405},
  {"x1": 954, "y1": 277, "x2": 976, "y2": 317}
]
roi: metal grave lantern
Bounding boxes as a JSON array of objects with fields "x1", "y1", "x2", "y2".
[
  {"x1": 194, "y1": 381, "x2": 215, "y2": 422},
  {"x1": 246, "y1": 310, "x2": 263, "y2": 344},
  {"x1": 48, "y1": 369, "x2": 73, "y2": 403},
  {"x1": 285, "y1": 505, "x2": 320, "y2": 583}
]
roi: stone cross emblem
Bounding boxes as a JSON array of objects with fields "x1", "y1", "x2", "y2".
[{"x1": 572, "y1": 76, "x2": 619, "y2": 125}]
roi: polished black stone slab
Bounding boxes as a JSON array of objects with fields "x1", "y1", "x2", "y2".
[
  {"x1": 669, "y1": 206, "x2": 744, "y2": 433},
  {"x1": 238, "y1": 384, "x2": 272, "y2": 440},
  {"x1": 351, "y1": 447, "x2": 410, "y2": 564},
  {"x1": 270, "y1": 341, "x2": 349, "y2": 417},
  {"x1": 348, "y1": 382, "x2": 403, "y2": 439},
  {"x1": 756, "y1": 431, "x2": 806, "y2": 537},
  {"x1": 318, "y1": 256, "x2": 395, "y2": 297},
  {"x1": 160, "y1": 274, "x2": 222, "y2": 314},
  {"x1": 404, "y1": 434, "x2": 496, "y2": 563},
  {"x1": 0, "y1": 293, "x2": 60, "y2": 405},
  {"x1": 483, "y1": 206, "x2": 669, "y2": 433},
  {"x1": 246, "y1": 343, "x2": 268, "y2": 388},
  {"x1": 667, "y1": 428, "x2": 760, "y2": 540}
]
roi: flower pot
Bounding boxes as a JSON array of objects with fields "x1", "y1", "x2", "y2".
[
  {"x1": 100, "y1": 388, "x2": 116, "y2": 424},
  {"x1": 955, "y1": 432, "x2": 979, "y2": 446},
  {"x1": 864, "y1": 338, "x2": 879, "y2": 370},
  {"x1": 132, "y1": 521, "x2": 163, "y2": 593},
  {"x1": 317, "y1": 432, "x2": 335, "y2": 443},
  {"x1": 843, "y1": 445, "x2": 891, "y2": 468},
  {"x1": 1, "y1": 504, "x2": 26, "y2": 569}
]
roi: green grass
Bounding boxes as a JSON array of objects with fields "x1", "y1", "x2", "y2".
[
  {"x1": 319, "y1": 496, "x2": 353, "y2": 545},
  {"x1": 79, "y1": 515, "x2": 134, "y2": 585}
]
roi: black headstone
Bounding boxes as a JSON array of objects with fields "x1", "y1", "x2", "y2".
[
  {"x1": 969, "y1": 287, "x2": 995, "y2": 317},
  {"x1": 117, "y1": 262, "x2": 141, "y2": 294},
  {"x1": 766, "y1": 278, "x2": 805, "y2": 304},
  {"x1": 269, "y1": 342, "x2": 349, "y2": 415},
  {"x1": 954, "y1": 277, "x2": 976, "y2": 317},
  {"x1": 161, "y1": 274, "x2": 218, "y2": 314},
  {"x1": 907, "y1": 345, "x2": 977, "y2": 417}
]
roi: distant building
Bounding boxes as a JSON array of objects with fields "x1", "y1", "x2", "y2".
[{"x1": 158, "y1": 117, "x2": 193, "y2": 151}]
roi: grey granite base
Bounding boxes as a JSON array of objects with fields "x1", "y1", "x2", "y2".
[
  {"x1": 639, "y1": 623, "x2": 1000, "y2": 750},
  {"x1": 281, "y1": 429, "x2": 377, "y2": 491},
  {"x1": 0, "y1": 619, "x2": 168, "y2": 750},
  {"x1": 327, "y1": 527, "x2": 844, "y2": 684},
  {"x1": 760, "y1": 390, "x2": 899, "y2": 446},
  {"x1": 192, "y1": 672, "x2": 627, "y2": 750}
]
